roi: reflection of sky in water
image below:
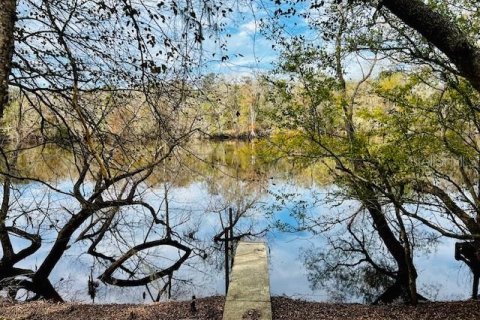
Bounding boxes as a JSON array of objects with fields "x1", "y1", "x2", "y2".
[{"x1": 5, "y1": 180, "x2": 472, "y2": 303}]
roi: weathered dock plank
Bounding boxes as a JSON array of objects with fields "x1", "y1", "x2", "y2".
[{"x1": 223, "y1": 241, "x2": 272, "y2": 320}]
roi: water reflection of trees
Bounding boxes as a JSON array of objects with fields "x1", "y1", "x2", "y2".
[{"x1": 1, "y1": 138, "x2": 286, "y2": 302}]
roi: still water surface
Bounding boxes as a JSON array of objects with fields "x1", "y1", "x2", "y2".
[{"x1": 6, "y1": 141, "x2": 472, "y2": 303}]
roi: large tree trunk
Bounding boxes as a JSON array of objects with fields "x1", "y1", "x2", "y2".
[
  {"x1": 333, "y1": 6, "x2": 418, "y2": 303},
  {"x1": 361, "y1": 186, "x2": 418, "y2": 304},
  {"x1": 379, "y1": 0, "x2": 480, "y2": 92},
  {"x1": 0, "y1": 0, "x2": 16, "y2": 117}
]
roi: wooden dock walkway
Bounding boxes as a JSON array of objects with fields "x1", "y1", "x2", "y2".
[{"x1": 222, "y1": 241, "x2": 272, "y2": 320}]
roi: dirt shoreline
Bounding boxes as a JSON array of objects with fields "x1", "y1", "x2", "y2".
[{"x1": 0, "y1": 296, "x2": 479, "y2": 320}]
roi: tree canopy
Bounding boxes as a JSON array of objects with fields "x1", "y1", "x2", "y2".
[{"x1": 1, "y1": 0, "x2": 480, "y2": 304}]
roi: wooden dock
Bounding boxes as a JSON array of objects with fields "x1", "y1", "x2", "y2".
[{"x1": 222, "y1": 241, "x2": 272, "y2": 320}]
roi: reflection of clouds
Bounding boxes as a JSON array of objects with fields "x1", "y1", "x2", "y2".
[
  {"x1": 5, "y1": 180, "x2": 473, "y2": 303},
  {"x1": 268, "y1": 234, "x2": 327, "y2": 301},
  {"x1": 264, "y1": 183, "x2": 472, "y2": 301},
  {"x1": 267, "y1": 231, "x2": 471, "y2": 302},
  {"x1": 416, "y1": 239, "x2": 470, "y2": 300}
]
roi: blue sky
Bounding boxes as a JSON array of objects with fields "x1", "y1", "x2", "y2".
[
  {"x1": 16, "y1": 0, "x2": 381, "y2": 84},
  {"x1": 200, "y1": 6, "x2": 280, "y2": 78},
  {"x1": 200, "y1": 6, "x2": 384, "y2": 81}
]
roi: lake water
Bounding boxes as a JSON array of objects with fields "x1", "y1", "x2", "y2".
[{"x1": 2, "y1": 141, "x2": 473, "y2": 303}]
